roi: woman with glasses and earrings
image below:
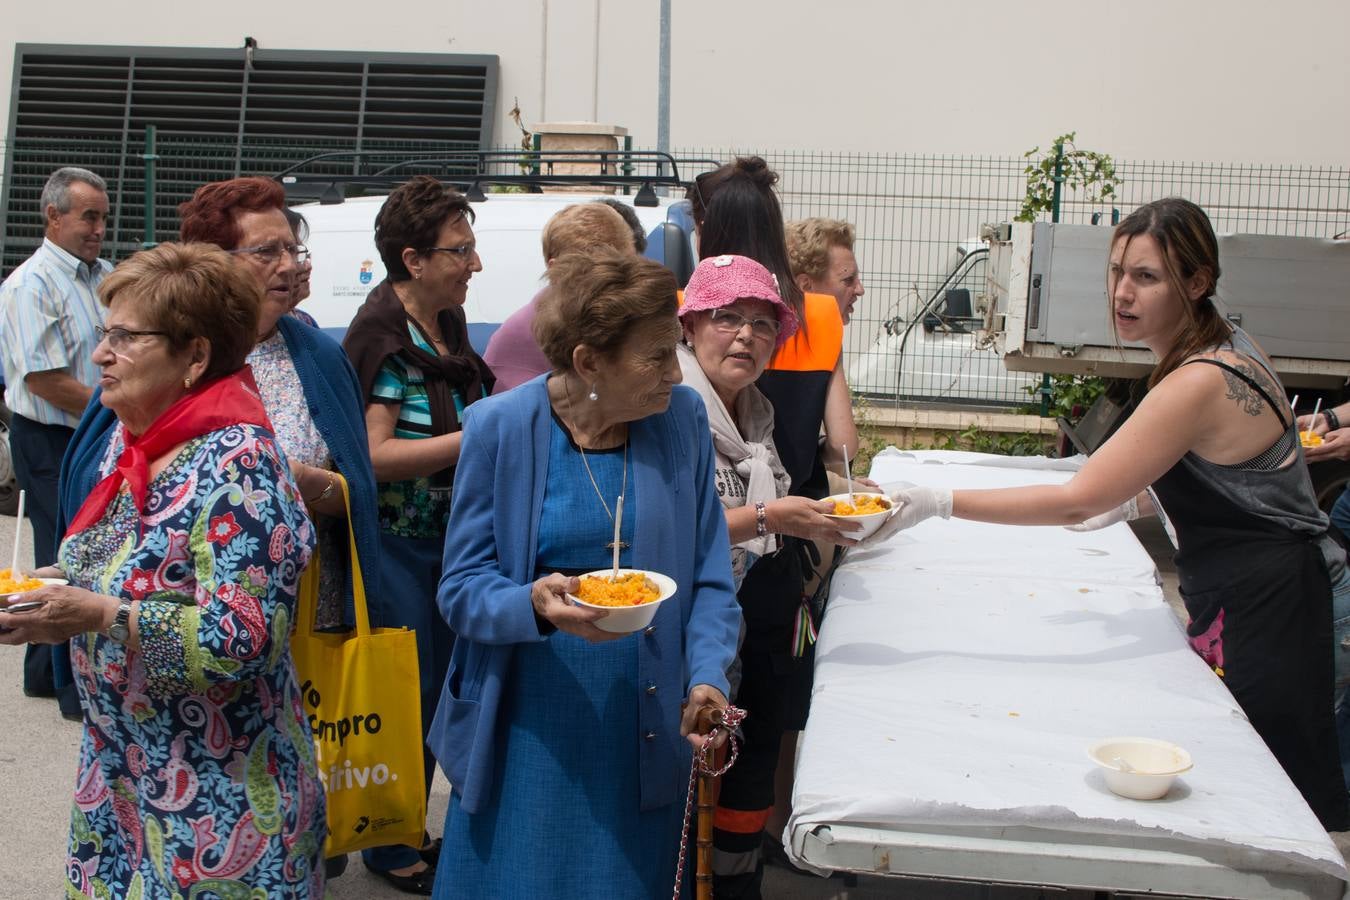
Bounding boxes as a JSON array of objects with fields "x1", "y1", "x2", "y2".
[
  {"x1": 174, "y1": 176, "x2": 380, "y2": 629},
  {"x1": 4, "y1": 242, "x2": 326, "y2": 896},
  {"x1": 178, "y1": 178, "x2": 381, "y2": 881},
  {"x1": 427, "y1": 247, "x2": 739, "y2": 898},
  {"x1": 341, "y1": 175, "x2": 494, "y2": 893},
  {"x1": 687, "y1": 158, "x2": 865, "y2": 897},
  {"x1": 676, "y1": 255, "x2": 858, "y2": 589}
]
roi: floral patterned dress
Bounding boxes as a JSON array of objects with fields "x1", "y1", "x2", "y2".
[{"x1": 59, "y1": 422, "x2": 325, "y2": 898}]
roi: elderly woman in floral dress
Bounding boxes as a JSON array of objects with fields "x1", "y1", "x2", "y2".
[{"x1": 0, "y1": 243, "x2": 325, "y2": 897}]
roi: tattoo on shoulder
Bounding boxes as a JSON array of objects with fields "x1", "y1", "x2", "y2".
[{"x1": 1219, "y1": 360, "x2": 1276, "y2": 417}]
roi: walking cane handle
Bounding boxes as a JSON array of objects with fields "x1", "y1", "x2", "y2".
[{"x1": 693, "y1": 704, "x2": 725, "y2": 735}]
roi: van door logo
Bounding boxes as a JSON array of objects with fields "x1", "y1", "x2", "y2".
[{"x1": 359, "y1": 259, "x2": 374, "y2": 284}]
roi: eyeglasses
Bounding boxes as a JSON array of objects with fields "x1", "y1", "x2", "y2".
[
  {"x1": 95, "y1": 325, "x2": 168, "y2": 352},
  {"x1": 419, "y1": 244, "x2": 476, "y2": 258},
  {"x1": 228, "y1": 242, "x2": 310, "y2": 265},
  {"x1": 709, "y1": 307, "x2": 781, "y2": 340}
]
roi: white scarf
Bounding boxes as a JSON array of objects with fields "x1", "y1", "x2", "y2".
[{"x1": 677, "y1": 343, "x2": 790, "y2": 557}]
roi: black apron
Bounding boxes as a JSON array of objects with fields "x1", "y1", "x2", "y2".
[{"x1": 1151, "y1": 358, "x2": 1347, "y2": 829}]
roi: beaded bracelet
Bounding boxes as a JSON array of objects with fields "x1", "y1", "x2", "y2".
[{"x1": 754, "y1": 501, "x2": 768, "y2": 537}]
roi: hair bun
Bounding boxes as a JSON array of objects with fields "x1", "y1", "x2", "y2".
[{"x1": 734, "y1": 156, "x2": 778, "y2": 188}]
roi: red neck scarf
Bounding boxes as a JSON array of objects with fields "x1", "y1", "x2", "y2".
[{"x1": 66, "y1": 368, "x2": 273, "y2": 536}]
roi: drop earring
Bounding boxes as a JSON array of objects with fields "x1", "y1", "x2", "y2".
[
  {"x1": 184, "y1": 376, "x2": 192, "y2": 390},
  {"x1": 588, "y1": 384, "x2": 599, "y2": 402}
]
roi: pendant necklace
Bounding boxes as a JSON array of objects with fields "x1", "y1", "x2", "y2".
[
  {"x1": 579, "y1": 439, "x2": 629, "y2": 551},
  {"x1": 564, "y1": 377, "x2": 629, "y2": 550}
]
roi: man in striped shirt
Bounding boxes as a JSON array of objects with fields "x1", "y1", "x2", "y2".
[{"x1": 0, "y1": 167, "x2": 110, "y2": 708}]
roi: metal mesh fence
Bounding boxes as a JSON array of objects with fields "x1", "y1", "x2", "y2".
[
  {"x1": 0, "y1": 135, "x2": 486, "y2": 273},
  {"x1": 680, "y1": 148, "x2": 1350, "y2": 407},
  {"x1": 3, "y1": 138, "x2": 1346, "y2": 407}
]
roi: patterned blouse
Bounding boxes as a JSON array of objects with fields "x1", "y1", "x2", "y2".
[
  {"x1": 247, "y1": 332, "x2": 344, "y2": 628},
  {"x1": 58, "y1": 423, "x2": 325, "y2": 898},
  {"x1": 246, "y1": 331, "x2": 331, "y2": 469}
]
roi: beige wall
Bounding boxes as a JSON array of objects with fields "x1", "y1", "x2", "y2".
[{"x1": 2, "y1": 0, "x2": 1347, "y2": 164}]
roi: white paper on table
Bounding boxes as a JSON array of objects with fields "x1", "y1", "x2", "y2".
[{"x1": 787, "y1": 451, "x2": 1348, "y2": 888}]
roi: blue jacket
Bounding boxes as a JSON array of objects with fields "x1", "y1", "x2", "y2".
[
  {"x1": 428, "y1": 377, "x2": 742, "y2": 814},
  {"x1": 57, "y1": 317, "x2": 383, "y2": 627}
]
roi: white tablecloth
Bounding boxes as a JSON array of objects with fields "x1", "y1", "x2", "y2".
[{"x1": 786, "y1": 449, "x2": 1348, "y2": 898}]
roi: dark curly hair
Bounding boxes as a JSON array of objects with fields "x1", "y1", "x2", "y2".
[
  {"x1": 686, "y1": 156, "x2": 804, "y2": 324},
  {"x1": 374, "y1": 175, "x2": 476, "y2": 282}
]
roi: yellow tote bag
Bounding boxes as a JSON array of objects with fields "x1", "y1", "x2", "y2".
[{"x1": 291, "y1": 473, "x2": 426, "y2": 856}]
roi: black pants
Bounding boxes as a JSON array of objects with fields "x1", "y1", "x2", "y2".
[
  {"x1": 714, "y1": 543, "x2": 814, "y2": 899},
  {"x1": 9, "y1": 414, "x2": 74, "y2": 696}
]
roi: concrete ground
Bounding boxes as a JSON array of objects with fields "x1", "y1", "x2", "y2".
[{"x1": 1, "y1": 511, "x2": 1344, "y2": 898}]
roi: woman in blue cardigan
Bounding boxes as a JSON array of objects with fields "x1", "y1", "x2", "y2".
[{"x1": 427, "y1": 248, "x2": 742, "y2": 898}]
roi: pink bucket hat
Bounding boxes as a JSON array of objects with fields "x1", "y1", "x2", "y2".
[{"x1": 680, "y1": 254, "x2": 800, "y2": 347}]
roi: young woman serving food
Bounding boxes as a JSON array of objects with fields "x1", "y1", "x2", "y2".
[{"x1": 881, "y1": 198, "x2": 1348, "y2": 830}]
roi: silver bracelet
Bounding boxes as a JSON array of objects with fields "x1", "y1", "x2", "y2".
[{"x1": 755, "y1": 501, "x2": 768, "y2": 537}]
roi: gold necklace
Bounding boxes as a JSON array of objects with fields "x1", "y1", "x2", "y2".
[
  {"x1": 562, "y1": 377, "x2": 629, "y2": 550},
  {"x1": 411, "y1": 317, "x2": 445, "y2": 346}
]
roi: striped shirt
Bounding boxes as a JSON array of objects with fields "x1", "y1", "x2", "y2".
[
  {"x1": 368, "y1": 322, "x2": 469, "y2": 539},
  {"x1": 0, "y1": 239, "x2": 110, "y2": 425}
]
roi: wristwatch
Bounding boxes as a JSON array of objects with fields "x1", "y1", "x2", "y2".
[{"x1": 107, "y1": 601, "x2": 133, "y2": 643}]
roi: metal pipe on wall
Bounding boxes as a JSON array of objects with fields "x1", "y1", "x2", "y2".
[
  {"x1": 539, "y1": 0, "x2": 549, "y2": 121},
  {"x1": 657, "y1": 0, "x2": 671, "y2": 183},
  {"x1": 592, "y1": 0, "x2": 601, "y2": 120}
]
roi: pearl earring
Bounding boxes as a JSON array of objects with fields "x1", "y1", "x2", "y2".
[{"x1": 588, "y1": 385, "x2": 599, "y2": 402}]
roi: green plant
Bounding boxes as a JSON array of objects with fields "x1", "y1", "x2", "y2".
[
  {"x1": 921, "y1": 426, "x2": 1049, "y2": 457},
  {"x1": 1016, "y1": 132, "x2": 1122, "y2": 223},
  {"x1": 1018, "y1": 373, "x2": 1108, "y2": 421}
]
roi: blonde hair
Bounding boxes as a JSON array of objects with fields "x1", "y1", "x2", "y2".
[
  {"x1": 99, "y1": 242, "x2": 260, "y2": 383},
  {"x1": 540, "y1": 203, "x2": 636, "y2": 264},
  {"x1": 786, "y1": 218, "x2": 855, "y2": 281}
]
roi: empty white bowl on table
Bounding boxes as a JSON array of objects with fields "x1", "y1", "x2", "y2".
[
  {"x1": 1088, "y1": 737, "x2": 1193, "y2": 800},
  {"x1": 567, "y1": 569, "x2": 677, "y2": 634},
  {"x1": 822, "y1": 492, "x2": 895, "y2": 540}
]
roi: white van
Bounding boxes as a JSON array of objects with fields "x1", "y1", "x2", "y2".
[
  {"x1": 847, "y1": 236, "x2": 1035, "y2": 406},
  {"x1": 292, "y1": 192, "x2": 696, "y2": 352}
]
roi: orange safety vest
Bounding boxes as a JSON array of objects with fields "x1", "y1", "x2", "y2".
[{"x1": 766, "y1": 292, "x2": 842, "y2": 374}]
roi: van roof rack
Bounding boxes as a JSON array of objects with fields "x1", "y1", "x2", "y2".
[{"x1": 275, "y1": 149, "x2": 718, "y2": 207}]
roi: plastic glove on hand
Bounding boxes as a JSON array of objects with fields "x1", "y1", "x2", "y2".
[
  {"x1": 1064, "y1": 495, "x2": 1139, "y2": 532},
  {"x1": 857, "y1": 485, "x2": 953, "y2": 548}
]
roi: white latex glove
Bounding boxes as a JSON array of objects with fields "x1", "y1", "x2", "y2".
[
  {"x1": 1064, "y1": 495, "x2": 1139, "y2": 532},
  {"x1": 857, "y1": 486, "x2": 953, "y2": 548}
]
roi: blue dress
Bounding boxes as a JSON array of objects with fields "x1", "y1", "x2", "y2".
[{"x1": 434, "y1": 417, "x2": 690, "y2": 898}]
